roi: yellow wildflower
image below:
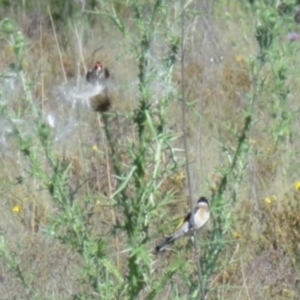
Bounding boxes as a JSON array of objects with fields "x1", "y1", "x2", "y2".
[
  {"x1": 264, "y1": 197, "x2": 272, "y2": 204},
  {"x1": 264, "y1": 195, "x2": 277, "y2": 205},
  {"x1": 172, "y1": 171, "x2": 186, "y2": 182},
  {"x1": 235, "y1": 54, "x2": 246, "y2": 67},
  {"x1": 235, "y1": 54, "x2": 244, "y2": 63},
  {"x1": 12, "y1": 204, "x2": 21, "y2": 213},
  {"x1": 294, "y1": 181, "x2": 300, "y2": 190},
  {"x1": 232, "y1": 231, "x2": 242, "y2": 239},
  {"x1": 92, "y1": 144, "x2": 98, "y2": 152}
]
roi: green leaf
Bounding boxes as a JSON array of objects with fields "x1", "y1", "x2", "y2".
[{"x1": 1, "y1": 18, "x2": 16, "y2": 34}]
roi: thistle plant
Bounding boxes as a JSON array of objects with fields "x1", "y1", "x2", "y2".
[
  {"x1": 95, "y1": 1, "x2": 184, "y2": 298},
  {"x1": 1, "y1": 1, "x2": 300, "y2": 299},
  {"x1": 1, "y1": 2, "x2": 185, "y2": 299}
]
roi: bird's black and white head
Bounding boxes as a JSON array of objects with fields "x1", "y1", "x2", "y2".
[{"x1": 196, "y1": 197, "x2": 209, "y2": 208}]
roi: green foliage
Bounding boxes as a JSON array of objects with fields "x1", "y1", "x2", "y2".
[
  {"x1": 0, "y1": 0, "x2": 300, "y2": 299},
  {"x1": 1, "y1": 18, "x2": 17, "y2": 34}
]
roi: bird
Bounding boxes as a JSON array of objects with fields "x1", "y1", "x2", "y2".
[
  {"x1": 86, "y1": 61, "x2": 110, "y2": 86},
  {"x1": 155, "y1": 197, "x2": 210, "y2": 253}
]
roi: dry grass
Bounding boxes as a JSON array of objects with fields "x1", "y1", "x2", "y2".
[{"x1": 0, "y1": 1, "x2": 300, "y2": 299}]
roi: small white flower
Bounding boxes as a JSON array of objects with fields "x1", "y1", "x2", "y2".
[{"x1": 47, "y1": 113, "x2": 55, "y2": 128}]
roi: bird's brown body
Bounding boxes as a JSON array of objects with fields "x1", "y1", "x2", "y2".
[{"x1": 86, "y1": 61, "x2": 111, "y2": 112}]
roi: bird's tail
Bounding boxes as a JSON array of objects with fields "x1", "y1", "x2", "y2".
[{"x1": 155, "y1": 235, "x2": 176, "y2": 253}]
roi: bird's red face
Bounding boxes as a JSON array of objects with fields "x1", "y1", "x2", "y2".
[{"x1": 94, "y1": 61, "x2": 103, "y2": 71}]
